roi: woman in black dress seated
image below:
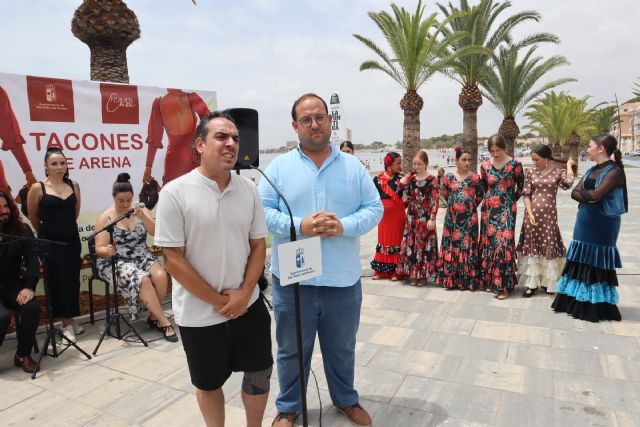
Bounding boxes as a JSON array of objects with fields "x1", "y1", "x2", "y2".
[
  {"x1": 27, "y1": 147, "x2": 83, "y2": 343},
  {"x1": 94, "y1": 173, "x2": 177, "y2": 342},
  {"x1": 552, "y1": 134, "x2": 628, "y2": 322}
]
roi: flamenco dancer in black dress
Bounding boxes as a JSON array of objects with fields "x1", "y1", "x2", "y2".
[
  {"x1": 552, "y1": 134, "x2": 627, "y2": 322},
  {"x1": 27, "y1": 147, "x2": 83, "y2": 342}
]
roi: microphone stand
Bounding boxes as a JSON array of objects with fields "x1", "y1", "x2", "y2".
[
  {"x1": 89, "y1": 209, "x2": 148, "y2": 355},
  {"x1": 249, "y1": 166, "x2": 309, "y2": 427},
  {"x1": 0, "y1": 231, "x2": 92, "y2": 379}
]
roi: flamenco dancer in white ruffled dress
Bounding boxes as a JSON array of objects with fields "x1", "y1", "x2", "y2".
[{"x1": 517, "y1": 144, "x2": 576, "y2": 297}]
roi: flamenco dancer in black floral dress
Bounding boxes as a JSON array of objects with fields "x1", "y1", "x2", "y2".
[
  {"x1": 436, "y1": 147, "x2": 484, "y2": 290},
  {"x1": 396, "y1": 150, "x2": 439, "y2": 286},
  {"x1": 479, "y1": 135, "x2": 525, "y2": 300}
]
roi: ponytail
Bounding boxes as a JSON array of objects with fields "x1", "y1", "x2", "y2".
[
  {"x1": 532, "y1": 143, "x2": 578, "y2": 174},
  {"x1": 613, "y1": 148, "x2": 624, "y2": 169}
]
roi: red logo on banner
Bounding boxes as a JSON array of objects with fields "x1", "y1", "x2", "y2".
[
  {"x1": 100, "y1": 83, "x2": 139, "y2": 124},
  {"x1": 26, "y1": 76, "x2": 75, "y2": 122}
]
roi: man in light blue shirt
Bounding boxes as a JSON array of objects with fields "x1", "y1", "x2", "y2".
[{"x1": 259, "y1": 93, "x2": 382, "y2": 427}]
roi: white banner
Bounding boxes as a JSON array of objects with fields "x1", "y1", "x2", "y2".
[
  {"x1": 329, "y1": 92, "x2": 347, "y2": 145},
  {"x1": 0, "y1": 71, "x2": 217, "y2": 250},
  {"x1": 0, "y1": 73, "x2": 217, "y2": 282}
]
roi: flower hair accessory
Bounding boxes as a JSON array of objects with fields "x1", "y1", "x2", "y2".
[
  {"x1": 384, "y1": 153, "x2": 393, "y2": 168},
  {"x1": 454, "y1": 146, "x2": 462, "y2": 153}
]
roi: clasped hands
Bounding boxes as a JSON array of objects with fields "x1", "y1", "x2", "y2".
[
  {"x1": 300, "y1": 211, "x2": 343, "y2": 238},
  {"x1": 216, "y1": 289, "x2": 250, "y2": 319}
]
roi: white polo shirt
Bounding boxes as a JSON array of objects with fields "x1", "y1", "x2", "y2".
[{"x1": 155, "y1": 169, "x2": 268, "y2": 327}]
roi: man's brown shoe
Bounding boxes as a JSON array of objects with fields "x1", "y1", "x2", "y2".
[
  {"x1": 271, "y1": 412, "x2": 297, "y2": 427},
  {"x1": 14, "y1": 354, "x2": 39, "y2": 373},
  {"x1": 338, "y1": 403, "x2": 372, "y2": 427}
]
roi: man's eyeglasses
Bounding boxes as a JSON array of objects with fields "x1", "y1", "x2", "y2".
[{"x1": 297, "y1": 114, "x2": 328, "y2": 127}]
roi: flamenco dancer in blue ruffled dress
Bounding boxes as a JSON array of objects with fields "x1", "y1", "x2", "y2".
[{"x1": 552, "y1": 134, "x2": 628, "y2": 322}]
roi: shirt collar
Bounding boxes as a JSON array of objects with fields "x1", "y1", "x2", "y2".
[
  {"x1": 194, "y1": 168, "x2": 236, "y2": 193},
  {"x1": 295, "y1": 143, "x2": 340, "y2": 173}
]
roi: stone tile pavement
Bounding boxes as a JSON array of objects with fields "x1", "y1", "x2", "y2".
[{"x1": 1, "y1": 165, "x2": 638, "y2": 426}]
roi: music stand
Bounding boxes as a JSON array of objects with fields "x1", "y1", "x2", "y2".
[
  {"x1": 0, "y1": 231, "x2": 93, "y2": 379},
  {"x1": 90, "y1": 210, "x2": 148, "y2": 356}
]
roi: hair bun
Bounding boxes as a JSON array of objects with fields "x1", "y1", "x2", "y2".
[{"x1": 116, "y1": 172, "x2": 131, "y2": 183}]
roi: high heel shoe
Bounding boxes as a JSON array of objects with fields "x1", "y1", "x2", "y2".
[{"x1": 158, "y1": 323, "x2": 179, "y2": 342}]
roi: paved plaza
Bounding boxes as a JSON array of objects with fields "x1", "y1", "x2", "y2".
[{"x1": 1, "y1": 163, "x2": 639, "y2": 426}]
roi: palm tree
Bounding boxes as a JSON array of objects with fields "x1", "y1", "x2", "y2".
[
  {"x1": 354, "y1": 1, "x2": 468, "y2": 172},
  {"x1": 589, "y1": 105, "x2": 619, "y2": 136},
  {"x1": 525, "y1": 91, "x2": 593, "y2": 162},
  {"x1": 437, "y1": 0, "x2": 546, "y2": 170},
  {"x1": 71, "y1": 0, "x2": 140, "y2": 83},
  {"x1": 481, "y1": 42, "x2": 575, "y2": 157}
]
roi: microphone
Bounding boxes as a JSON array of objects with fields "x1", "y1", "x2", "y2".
[{"x1": 135, "y1": 201, "x2": 146, "y2": 210}]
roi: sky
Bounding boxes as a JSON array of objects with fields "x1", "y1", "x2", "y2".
[{"x1": 1, "y1": 0, "x2": 639, "y2": 148}]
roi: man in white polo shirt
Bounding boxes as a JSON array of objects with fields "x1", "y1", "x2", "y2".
[{"x1": 155, "y1": 110, "x2": 273, "y2": 427}]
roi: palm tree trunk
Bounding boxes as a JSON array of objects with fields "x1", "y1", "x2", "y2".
[
  {"x1": 566, "y1": 132, "x2": 581, "y2": 163},
  {"x1": 71, "y1": 0, "x2": 140, "y2": 84},
  {"x1": 89, "y1": 44, "x2": 130, "y2": 83},
  {"x1": 459, "y1": 85, "x2": 482, "y2": 172},
  {"x1": 400, "y1": 90, "x2": 424, "y2": 173},
  {"x1": 402, "y1": 109, "x2": 420, "y2": 173},
  {"x1": 462, "y1": 108, "x2": 478, "y2": 172},
  {"x1": 498, "y1": 117, "x2": 519, "y2": 158}
]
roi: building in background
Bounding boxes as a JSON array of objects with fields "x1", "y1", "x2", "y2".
[{"x1": 611, "y1": 102, "x2": 640, "y2": 154}]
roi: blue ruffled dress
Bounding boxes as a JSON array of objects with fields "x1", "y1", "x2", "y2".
[{"x1": 552, "y1": 161, "x2": 625, "y2": 322}]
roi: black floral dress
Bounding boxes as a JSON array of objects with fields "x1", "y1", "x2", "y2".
[
  {"x1": 396, "y1": 175, "x2": 439, "y2": 280},
  {"x1": 436, "y1": 172, "x2": 484, "y2": 290},
  {"x1": 479, "y1": 159, "x2": 525, "y2": 292},
  {"x1": 97, "y1": 219, "x2": 156, "y2": 317}
]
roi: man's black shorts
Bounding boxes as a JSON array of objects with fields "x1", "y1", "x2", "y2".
[{"x1": 178, "y1": 298, "x2": 273, "y2": 391}]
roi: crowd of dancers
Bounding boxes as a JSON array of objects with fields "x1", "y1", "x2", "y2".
[{"x1": 362, "y1": 133, "x2": 627, "y2": 323}]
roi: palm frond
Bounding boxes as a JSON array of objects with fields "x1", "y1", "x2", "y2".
[
  {"x1": 481, "y1": 42, "x2": 574, "y2": 119},
  {"x1": 354, "y1": 0, "x2": 470, "y2": 92}
]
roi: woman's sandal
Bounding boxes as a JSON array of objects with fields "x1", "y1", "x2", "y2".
[
  {"x1": 522, "y1": 288, "x2": 537, "y2": 298},
  {"x1": 158, "y1": 324, "x2": 179, "y2": 342}
]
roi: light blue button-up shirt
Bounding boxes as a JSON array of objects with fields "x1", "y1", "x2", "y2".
[{"x1": 259, "y1": 144, "x2": 383, "y2": 287}]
